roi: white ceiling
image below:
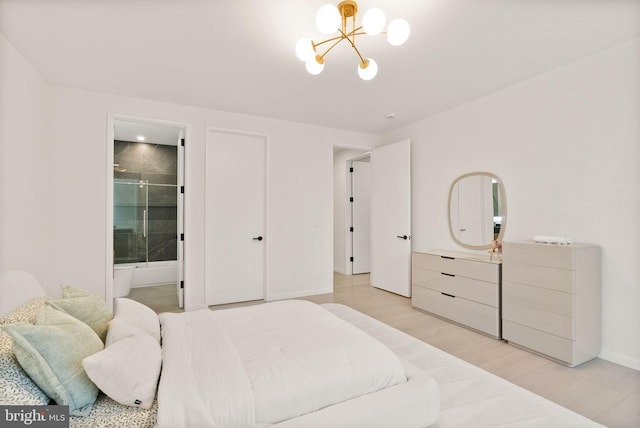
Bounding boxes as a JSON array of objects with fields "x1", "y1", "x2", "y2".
[
  {"x1": 114, "y1": 120, "x2": 183, "y2": 146},
  {"x1": 1, "y1": 0, "x2": 638, "y2": 134}
]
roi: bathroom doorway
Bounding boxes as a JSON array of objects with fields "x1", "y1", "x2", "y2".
[{"x1": 107, "y1": 117, "x2": 186, "y2": 311}]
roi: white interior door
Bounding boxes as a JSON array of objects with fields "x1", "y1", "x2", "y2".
[
  {"x1": 205, "y1": 129, "x2": 265, "y2": 305},
  {"x1": 351, "y1": 160, "x2": 371, "y2": 274},
  {"x1": 370, "y1": 140, "x2": 411, "y2": 297}
]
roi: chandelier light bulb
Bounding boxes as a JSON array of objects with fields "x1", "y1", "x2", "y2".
[
  {"x1": 316, "y1": 4, "x2": 341, "y2": 35},
  {"x1": 305, "y1": 55, "x2": 325, "y2": 75},
  {"x1": 357, "y1": 58, "x2": 377, "y2": 80},
  {"x1": 362, "y1": 8, "x2": 386, "y2": 36},
  {"x1": 296, "y1": 2, "x2": 409, "y2": 79},
  {"x1": 295, "y1": 38, "x2": 316, "y2": 62},
  {"x1": 387, "y1": 18, "x2": 410, "y2": 46}
]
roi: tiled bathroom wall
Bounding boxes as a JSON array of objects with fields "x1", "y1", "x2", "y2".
[{"x1": 114, "y1": 141, "x2": 178, "y2": 263}]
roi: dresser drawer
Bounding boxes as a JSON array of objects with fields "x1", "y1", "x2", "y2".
[
  {"x1": 503, "y1": 320, "x2": 574, "y2": 365},
  {"x1": 502, "y1": 299, "x2": 574, "y2": 339},
  {"x1": 503, "y1": 281, "x2": 574, "y2": 317},
  {"x1": 412, "y1": 286, "x2": 500, "y2": 338},
  {"x1": 413, "y1": 267, "x2": 498, "y2": 307},
  {"x1": 501, "y1": 241, "x2": 600, "y2": 366},
  {"x1": 503, "y1": 241, "x2": 575, "y2": 270},
  {"x1": 503, "y1": 261, "x2": 575, "y2": 293},
  {"x1": 413, "y1": 252, "x2": 498, "y2": 283}
]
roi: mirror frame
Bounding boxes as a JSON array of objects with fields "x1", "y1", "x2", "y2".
[{"x1": 447, "y1": 171, "x2": 507, "y2": 250}]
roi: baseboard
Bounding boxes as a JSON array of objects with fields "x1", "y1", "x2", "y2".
[
  {"x1": 183, "y1": 303, "x2": 208, "y2": 312},
  {"x1": 333, "y1": 267, "x2": 347, "y2": 274},
  {"x1": 599, "y1": 349, "x2": 640, "y2": 371}
]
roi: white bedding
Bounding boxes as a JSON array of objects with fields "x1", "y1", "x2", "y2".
[
  {"x1": 322, "y1": 303, "x2": 605, "y2": 428},
  {"x1": 157, "y1": 309, "x2": 255, "y2": 427},
  {"x1": 157, "y1": 300, "x2": 433, "y2": 428}
]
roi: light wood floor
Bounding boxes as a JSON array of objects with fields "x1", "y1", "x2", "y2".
[{"x1": 129, "y1": 273, "x2": 640, "y2": 427}]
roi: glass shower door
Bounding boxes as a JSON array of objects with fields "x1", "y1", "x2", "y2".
[
  {"x1": 145, "y1": 183, "x2": 178, "y2": 263},
  {"x1": 113, "y1": 179, "x2": 149, "y2": 264}
]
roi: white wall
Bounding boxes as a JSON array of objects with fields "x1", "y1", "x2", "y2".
[
  {"x1": 381, "y1": 38, "x2": 640, "y2": 370},
  {"x1": 0, "y1": 35, "x2": 52, "y2": 284},
  {"x1": 0, "y1": 32, "x2": 378, "y2": 307},
  {"x1": 40, "y1": 86, "x2": 377, "y2": 308},
  {"x1": 333, "y1": 149, "x2": 369, "y2": 273}
]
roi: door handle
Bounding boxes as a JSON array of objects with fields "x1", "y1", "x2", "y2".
[
  {"x1": 252, "y1": 236, "x2": 263, "y2": 241},
  {"x1": 396, "y1": 235, "x2": 410, "y2": 240},
  {"x1": 143, "y1": 209, "x2": 147, "y2": 238}
]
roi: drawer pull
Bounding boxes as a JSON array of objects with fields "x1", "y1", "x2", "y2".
[
  {"x1": 441, "y1": 272, "x2": 455, "y2": 277},
  {"x1": 441, "y1": 292, "x2": 455, "y2": 298},
  {"x1": 440, "y1": 256, "x2": 455, "y2": 260}
]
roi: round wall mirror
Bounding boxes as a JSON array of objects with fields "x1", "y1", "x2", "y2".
[{"x1": 448, "y1": 172, "x2": 507, "y2": 250}]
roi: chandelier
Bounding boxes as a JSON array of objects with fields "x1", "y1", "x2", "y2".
[{"x1": 295, "y1": 1, "x2": 410, "y2": 80}]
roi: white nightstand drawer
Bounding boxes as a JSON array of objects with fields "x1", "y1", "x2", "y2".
[
  {"x1": 503, "y1": 261, "x2": 575, "y2": 293},
  {"x1": 413, "y1": 251, "x2": 498, "y2": 283},
  {"x1": 412, "y1": 286, "x2": 500, "y2": 338},
  {"x1": 413, "y1": 267, "x2": 498, "y2": 307}
]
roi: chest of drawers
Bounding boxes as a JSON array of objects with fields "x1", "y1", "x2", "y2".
[
  {"x1": 502, "y1": 241, "x2": 601, "y2": 367},
  {"x1": 412, "y1": 250, "x2": 502, "y2": 338}
]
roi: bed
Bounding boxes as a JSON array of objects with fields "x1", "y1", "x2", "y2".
[
  {"x1": 1, "y1": 270, "x2": 438, "y2": 427},
  {"x1": 1, "y1": 270, "x2": 603, "y2": 427}
]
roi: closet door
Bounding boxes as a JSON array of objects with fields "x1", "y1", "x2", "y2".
[{"x1": 205, "y1": 129, "x2": 266, "y2": 305}]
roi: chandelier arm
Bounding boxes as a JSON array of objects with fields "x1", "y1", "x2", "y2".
[
  {"x1": 351, "y1": 44, "x2": 367, "y2": 66},
  {"x1": 351, "y1": 13, "x2": 356, "y2": 45},
  {"x1": 338, "y1": 27, "x2": 367, "y2": 65},
  {"x1": 314, "y1": 35, "x2": 345, "y2": 48},
  {"x1": 318, "y1": 37, "x2": 346, "y2": 60},
  {"x1": 342, "y1": 26, "x2": 364, "y2": 39},
  {"x1": 341, "y1": 6, "x2": 348, "y2": 35}
]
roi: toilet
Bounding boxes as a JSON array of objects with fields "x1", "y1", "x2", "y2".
[{"x1": 113, "y1": 265, "x2": 136, "y2": 298}]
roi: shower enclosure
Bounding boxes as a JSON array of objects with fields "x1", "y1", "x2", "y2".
[
  {"x1": 113, "y1": 179, "x2": 177, "y2": 264},
  {"x1": 113, "y1": 139, "x2": 179, "y2": 287}
]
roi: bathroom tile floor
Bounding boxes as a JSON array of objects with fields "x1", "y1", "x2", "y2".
[{"x1": 127, "y1": 283, "x2": 183, "y2": 314}]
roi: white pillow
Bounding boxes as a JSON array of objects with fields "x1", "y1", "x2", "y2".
[
  {"x1": 82, "y1": 332, "x2": 161, "y2": 409},
  {"x1": 105, "y1": 319, "x2": 148, "y2": 347},
  {"x1": 113, "y1": 298, "x2": 160, "y2": 343}
]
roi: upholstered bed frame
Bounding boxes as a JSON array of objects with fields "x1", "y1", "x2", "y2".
[{"x1": 0, "y1": 270, "x2": 47, "y2": 317}]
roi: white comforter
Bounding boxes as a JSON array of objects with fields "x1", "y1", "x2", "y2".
[{"x1": 157, "y1": 300, "x2": 409, "y2": 428}]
